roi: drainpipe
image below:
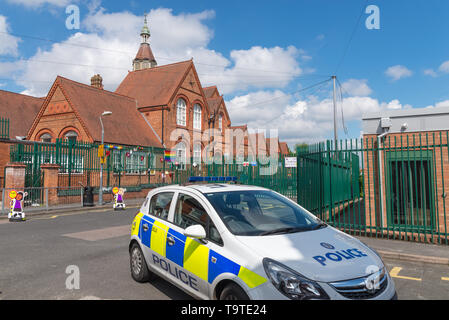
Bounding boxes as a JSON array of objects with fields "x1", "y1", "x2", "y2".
[{"x1": 377, "y1": 128, "x2": 389, "y2": 226}]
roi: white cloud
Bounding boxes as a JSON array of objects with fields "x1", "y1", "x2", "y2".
[
  {"x1": 227, "y1": 90, "x2": 412, "y2": 144},
  {"x1": 14, "y1": 7, "x2": 303, "y2": 96},
  {"x1": 6, "y1": 0, "x2": 74, "y2": 7},
  {"x1": 341, "y1": 79, "x2": 372, "y2": 96},
  {"x1": 438, "y1": 60, "x2": 449, "y2": 73},
  {"x1": 385, "y1": 65, "x2": 413, "y2": 81},
  {"x1": 423, "y1": 68, "x2": 438, "y2": 77},
  {"x1": 0, "y1": 16, "x2": 20, "y2": 56},
  {"x1": 426, "y1": 100, "x2": 449, "y2": 109}
]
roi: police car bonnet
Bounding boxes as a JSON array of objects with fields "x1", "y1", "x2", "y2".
[{"x1": 236, "y1": 227, "x2": 382, "y2": 283}]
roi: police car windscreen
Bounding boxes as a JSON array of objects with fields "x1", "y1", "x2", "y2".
[{"x1": 204, "y1": 190, "x2": 323, "y2": 236}]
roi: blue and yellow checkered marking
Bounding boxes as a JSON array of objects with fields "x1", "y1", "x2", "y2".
[
  {"x1": 208, "y1": 250, "x2": 240, "y2": 284},
  {"x1": 141, "y1": 216, "x2": 155, "y2": 249},
  {"x1": 135, "y1": 215, "x2": 267, "y2": 289},
  {"x1": 166, "y1": 228, "x2": 186, "y2": 267}
]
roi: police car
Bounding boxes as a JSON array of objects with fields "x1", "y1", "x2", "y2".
[{"x1": 129, "y1": 178, "x2": 397, "y2": 300}]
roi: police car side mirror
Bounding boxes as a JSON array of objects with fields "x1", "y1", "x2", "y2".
[{"x1": 183, "y1": 225, "x2": 206, "y2": 240}]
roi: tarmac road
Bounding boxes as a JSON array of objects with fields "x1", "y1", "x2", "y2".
[{"x1": 1, "y1": 207, "x2": 448, "y2": 300}]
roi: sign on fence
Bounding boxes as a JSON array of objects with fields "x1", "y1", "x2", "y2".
[{"x1": 284, "y1": 157, "x2": 297, "y2": 168}]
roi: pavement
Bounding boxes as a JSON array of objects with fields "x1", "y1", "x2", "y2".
[
  {"x1": 0, "y1": 197, "x2": 146, "y2": 220},
  {"x1": 356, "y1": 235, "x2": 449, "y2": 266}
]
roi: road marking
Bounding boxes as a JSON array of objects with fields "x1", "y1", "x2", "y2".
[
  {"x1": 29, "y1": 205, "x2": 140, "y2": 221},
  {"x1": 62, "y1": 225, "x2": 130, "y2": 241},
  {"x1": 389, "y1": 267, "x2": 422, "y2": 281}
]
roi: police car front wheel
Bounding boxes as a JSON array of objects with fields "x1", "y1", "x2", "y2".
[
  {"x1": 130, "y1": 242, "x2": 153, "y2": 283},
  {"x1": 219, "y1": 283, "x2": 250, "y2": 300}
]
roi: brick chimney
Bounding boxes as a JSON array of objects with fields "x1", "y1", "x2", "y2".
[{"x1": 91, "y1": 74, "x2": 103, "y2": 89}]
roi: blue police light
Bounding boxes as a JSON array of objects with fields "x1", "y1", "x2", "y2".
[{"x1": 188, "y1": 176, "x2": 238, "y2": 183}]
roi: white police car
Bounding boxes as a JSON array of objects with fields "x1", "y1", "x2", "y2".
[{"x1": 129, "y1": 180, "x2": 397, "y2": 300}]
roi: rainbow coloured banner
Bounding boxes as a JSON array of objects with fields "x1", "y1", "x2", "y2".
[{"x1": 164, "y1": 150, "x2": 175, "y2": 162}]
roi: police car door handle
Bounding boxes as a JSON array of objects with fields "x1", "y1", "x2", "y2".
[
  {"x1": 142, "y1": 223, "x2": 149, "y2": 232},
  {"x1": 167, "y1": 236, "x2": 175, "y2": 246}
]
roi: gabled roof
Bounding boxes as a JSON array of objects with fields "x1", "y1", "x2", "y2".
[
  {"x1": 28, "y1": 76, "x2": 163, "y2": 148},
  {"x1": 207, "y1": 95, "x2": 231, "y2": 122},
  {"x1": 279, "y1": 142, "x2": 290, "y2": 155},
  {"x1": 230, "y1": 124, "x2": 248, "y2": 131},
  {"x1": 115, "y1": 60, "x2": 193, "y2": 108},
  {"x1": 0, "y1": 89, "x2": 44, "y2": 139},
  {"x1": 203, "y1": 86, "x2": 219, "y2": 99}
]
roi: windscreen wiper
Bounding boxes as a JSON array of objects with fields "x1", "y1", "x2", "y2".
[
  {"x1": 260, "y1": 227, "x2": 307, "y2": 236},
  {"x1": 312, "y1": 222, "x2": 327, "y2": 230}
]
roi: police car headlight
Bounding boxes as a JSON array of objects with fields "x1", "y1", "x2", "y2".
[{"x1": 263, "y1": 258, "x2": 329, "y2": 300}]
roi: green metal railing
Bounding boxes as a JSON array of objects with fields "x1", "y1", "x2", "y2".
[
  {"x1": 10, "y1": 139, "x2": 165, "y2": 194},
  {"x1": 170, "y1": 154, "x2": 297, "y2": 200},
  {"x1": 297, "y1": 133, "x2": 449, "y2": 245},
  {"x1": 0, "y1": 117, "x2": 9, "y2": 139}
]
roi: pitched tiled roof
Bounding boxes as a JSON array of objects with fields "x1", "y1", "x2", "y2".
[
  {"x1": 203, "y1": 86, "x2": 218, "y2": 99},
  {"x1": 135, "y1": 43, "x2": 156, "y2": 62},
  {"x1": 279, "y1": 142, "x2": 290, "y2": 155},
  {"x1": 0, "y1": 90, "x2": 43, "y2": 139},
  {"x1": 230, "y1": 124, "x2": 247, "y2": 131},
  {"x1": 115, "y1": 60, "x2": 192, "y2": 108},
  {"x1": 206, "y1": 96, "x2": 222, "y2": 113},
  {"x1": 31, "y1": 76, "x2": 163, "y2": 148}
]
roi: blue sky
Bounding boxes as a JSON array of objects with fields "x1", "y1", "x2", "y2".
[{"x1": 1, "y1": 0, "x2": 449, "y2": 145}]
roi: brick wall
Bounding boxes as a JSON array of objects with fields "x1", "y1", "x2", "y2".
[
  {"x1": 29, "y1": 86, "x2": 91, "y2": 143},
  {"x1": 363, "y1": 131, "x2": 449, "y2": 238}
]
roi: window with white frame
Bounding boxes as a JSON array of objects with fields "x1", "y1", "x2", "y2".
[
  {"x1": 193, "y1": 104, "x2": 202, "y2": 130},
  {"x1": 59, "y1": 154, "x2": 84, "y2": 174},
  {"x1": 176, "y1": 142, "x2": 187, "y2": 169},
  {"x1": 193, "y1": 143, "x2": 202, "y2": 164},
  {"x1": 40, "y1": 133, "x2": 52, "y2": 143},
  {"x1": 177, "y1": 98, "x2": 187, "y2": 126},
  {"x1": 113, "y1": 151, "x2": 124, "y2": 172},
  {"x1": 126, "y1": 152, "x2": 147, "y2": 174},
  {"x1": 64, "y1": 130, "x2": 78, "y2": 142}
]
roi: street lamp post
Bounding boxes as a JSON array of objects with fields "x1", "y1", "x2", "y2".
[{"x1": 99, "y1": 111, "x2": 112, "y2": 205}]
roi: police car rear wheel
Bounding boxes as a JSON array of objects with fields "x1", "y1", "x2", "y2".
[
  {"x1": 219, "y1": 283, "x2": 250, "y2": 300},
  {"x1": 130, "y1": 243, "x2": 151, "y2": 283}
]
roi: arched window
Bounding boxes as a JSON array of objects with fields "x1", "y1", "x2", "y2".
[
  {"x1": 40, "y1": 133, "x2": 52, "y2": 143},
  {"x1": 64, "y1": 130, "x2": 78, "y2": 142},
  {"x1": 193, "y1": 104, "x2": 202, "y2": 130},
  {"x1": 176, "y1": 98, "x2": 186, "y2": 126},
  {"x1": 176, "y1": 142, "x2": 186, "y2": 169},
  {"x1": 218, "y1": 114, "x2": 223, "y2": 132}
]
